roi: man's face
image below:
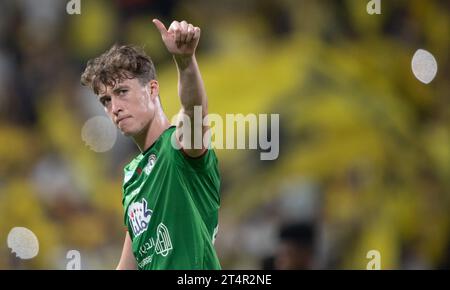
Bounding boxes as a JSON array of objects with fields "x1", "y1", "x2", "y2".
[{"x1": 98, "y1": 78, "x2": 158, "y2": 137}]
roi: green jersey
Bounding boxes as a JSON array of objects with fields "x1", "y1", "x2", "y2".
[{"x1": 122, "y1": 126, "x2": 221, "y2": 270}]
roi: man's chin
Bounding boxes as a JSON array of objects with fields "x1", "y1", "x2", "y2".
[
  {"x1": 119, "y1": 124, "x2": 146, "y2": 138},
  {"x1": 119, "y1": 128, "x2": 135, "y2": 137}
]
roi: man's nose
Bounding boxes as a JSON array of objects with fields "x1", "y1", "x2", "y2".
[{"x1": 111, "y1": 98, "x2": 122, "y2": 116}]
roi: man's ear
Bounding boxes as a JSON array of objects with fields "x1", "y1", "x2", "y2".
[{"x1": 148, "y1": 80, "x2": 159, "y2": 100}]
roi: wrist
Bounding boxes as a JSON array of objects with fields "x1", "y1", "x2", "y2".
[{"x1": 173, "y1": 54, "x2": 195, "y2": 71}]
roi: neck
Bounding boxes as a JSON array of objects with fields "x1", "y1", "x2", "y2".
[{"x1": 133, "y1": 109, "x2": 170, "y2": 153}]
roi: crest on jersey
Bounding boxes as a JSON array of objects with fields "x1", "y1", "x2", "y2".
[{"x1": 144, "y1": 154, "x2": 157, "y2": 175}]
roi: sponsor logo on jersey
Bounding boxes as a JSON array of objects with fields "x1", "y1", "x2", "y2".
[
  {"x1": 155, "y1": 223, "x2": 172, "y2": 256},
  {"x1": 128, "y1": 198, "x2": 153, "y2": 237},
  {"x1": 137, "y1": 223, "x2": 173, "y2": 268}
]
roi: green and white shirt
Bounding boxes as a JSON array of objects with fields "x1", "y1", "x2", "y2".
[{"x1": 122, "y1": 126, "x2": 221, "y2": 270}]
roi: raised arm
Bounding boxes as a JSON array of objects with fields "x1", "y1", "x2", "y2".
[{"x1": 153, "y1": 19, "x2": 208, "y2": 157}]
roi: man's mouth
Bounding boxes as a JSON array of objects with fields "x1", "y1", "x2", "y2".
[{"x1": 116, "y1": 116, "x2": 131, "y2": 125}]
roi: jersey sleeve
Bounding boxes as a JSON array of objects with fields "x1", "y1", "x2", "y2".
[{"x1": 172, "y1": 147, "x2": 220, "y2": 209}]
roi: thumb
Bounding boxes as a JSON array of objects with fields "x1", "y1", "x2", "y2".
[{"x1": 152, "y1": 19, "x2": 167, "y2": 36}]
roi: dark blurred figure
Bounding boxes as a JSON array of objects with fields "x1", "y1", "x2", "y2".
[
  {"x1": 261, "y1": 255, "x2": 275, "y2": 270},
  {"x1": 437, "y1": 242, "x2": 450, "y2": 270},
  {"x1": 274, "y1": 222, "x2": 316, "y2": 270},
  {"x1": 255, "y1": 0, "x2": 293, "y2": 39}
]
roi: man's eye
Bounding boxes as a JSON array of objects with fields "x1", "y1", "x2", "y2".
[
  {"x1": 119, "y1": 89, "x2": 128, "y2": 95},
  {"x1": 100, "y1": 98, "x2": 111, "y2": 106}
]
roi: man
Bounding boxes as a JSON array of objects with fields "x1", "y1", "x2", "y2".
[
  {"x1": 81, "y1": 19, "x2": 221, "y2": 270},
  {"x1": 274, "y1": 222, "x2": 316, "y2": 270}
]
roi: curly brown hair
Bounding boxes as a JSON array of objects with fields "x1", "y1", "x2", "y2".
[{"x1": 81, "y1": 44, "x2": 157, "y2": 95}]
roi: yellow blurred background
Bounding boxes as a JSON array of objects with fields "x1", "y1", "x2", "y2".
[{"x1": 0, "y1": 0, "x2": 449, "y2": 269}]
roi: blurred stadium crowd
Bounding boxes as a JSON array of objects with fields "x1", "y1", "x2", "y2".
[{"x1": 0, "y1": 0, "x2": 449, "y2": 269}]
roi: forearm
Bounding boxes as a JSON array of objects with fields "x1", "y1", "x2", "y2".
[{"x1": 174, "y1": 55, "x2": 208, "y2": 116}]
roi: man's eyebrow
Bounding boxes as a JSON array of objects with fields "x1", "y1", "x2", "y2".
[
  {"x1": 97, "y1": 85, "x2": 129, "y2": 99},
  {"x1": 112, "y1": 85, "x2": 130, "y2": 94}
]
